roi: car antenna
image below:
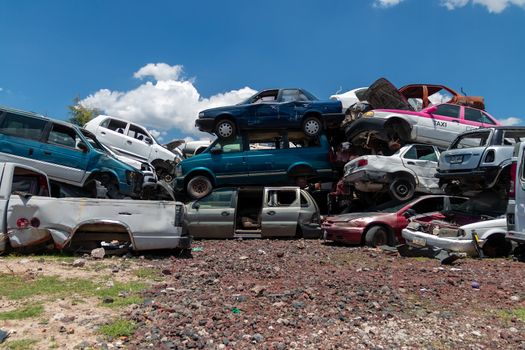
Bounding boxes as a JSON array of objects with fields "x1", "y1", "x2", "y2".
[{"x1": 460, "y1": 87, "x2": 468, "y2": 95}]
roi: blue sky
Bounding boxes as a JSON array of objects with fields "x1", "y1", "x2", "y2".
[{"x1": 0, "y1": 0, "x2": 524, "y2": 141}]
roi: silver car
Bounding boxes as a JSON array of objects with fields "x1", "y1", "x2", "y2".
[{"x1": 185, "y1": 186, "x2": 321, "y2": 239}]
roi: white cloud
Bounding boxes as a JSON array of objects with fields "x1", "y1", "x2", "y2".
[
  {"x1": 499, "y1": 117, "x2": 522, "y2": 126},
  {"x1": 373, "y1": 0, "x2": 404, "y2": 7},
  {"x1": 440, "y1": 0, "x2": 525, "y2": 12},
  {"x1": 0, "y1": 87, "x2": 3, "y2": 92},
  {"x1": 80, "y1": 63, "x2": 256, "y2": 137}
]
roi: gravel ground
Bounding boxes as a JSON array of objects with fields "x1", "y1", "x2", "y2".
[{"x1": 126, "y1": 239, "x2": 525, "y2": 349}]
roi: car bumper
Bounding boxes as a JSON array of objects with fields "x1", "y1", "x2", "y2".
[
  {"x1": 195, "y1": 118, "x2": 216, "y2": 133},
  {"x1": 322, "y1": 225, "x2": 365, "y2": 244},
  {"x1": 344, "y1": 169, "x2": 388, "y2": 192},
  {"x1": 300, "y1": 223, "x2": 323, "y2": 239},
  {"x1": 402, "y1": 228, "x2": 478, "y2": 256},
  {"x1": 436, "y1": 167, "x2": 500, "y2": 187}
]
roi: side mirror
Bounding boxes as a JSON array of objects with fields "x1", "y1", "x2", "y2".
[
  {"x1": 210, "y1": 148, "x2": 223, "y2": 155},
  {"x1": 426, "y1": 106, "x2": 438, "y2": 115},
  {"x1": 192, "y1": 202, "x2": 200, "y2": 210},
  {"x1": 77, "y1": 142, "x2": 89, "y2": 153},
  {"x1": 144, "y1": 137, "x2": 153, "y2": 145}
]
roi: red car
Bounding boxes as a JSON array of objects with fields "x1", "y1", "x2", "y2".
[{"x1": 322, "y1": 195, "x2": 467, "y2": 247}]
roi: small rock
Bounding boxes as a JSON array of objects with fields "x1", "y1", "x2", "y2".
[
  {"x1": 102, "y1": 297, "x2": 114, "y2": 304},
  {"x1": 239, "y1": 256, "x2": 249, "y2": 260},
  {"x1": 252, "y1": 333, "x2": 264, "y2": 343},
  {"x1": 72, "y1": 258, "x2": 86, "y2": 267},
  {"x1": 250, "y1": 285, "x2": 266, "y2": 296},
  {"x1": 471, "y1": 281, "x2": 480, "y2": 289},
  {"x1": 510, "y1": 295, "x2": 520, "y2": 302},
  {"x1": 292, "y1": 300, "x2": 305, "y2": 309},
  {"x1": 91, "y1": 248, "x2": 105, "y2": 259},
  {"x1": 276, "y1": 251, "x2": 285, "y2": 258},
  {"x1": 19, "y1": 258, "x2": 30, "y2": 264},
  {"x1": 161, "y1": 269, "x2": 172, "y2": 275}
]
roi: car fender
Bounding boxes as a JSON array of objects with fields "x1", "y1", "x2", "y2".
[
  {"x1": 478, "y1": 228, "x2": 508, "y2": 245},
  {"x1": 387, "y1": 169, "x2": 419, "y2": 186},
  {"x1": 286, "y1": 162, "x2": 316, "y2": 177}
]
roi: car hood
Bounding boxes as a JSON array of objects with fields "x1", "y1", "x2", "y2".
[
  {"x1": 200, "y1": 105, "x2": 243, "y2": 115},
  {"x1": 364, "y1": 78, "x2": 413, "y2": 111},
  {"x1": 324, "y1": 212, "x2": 391, "y2": 223}
]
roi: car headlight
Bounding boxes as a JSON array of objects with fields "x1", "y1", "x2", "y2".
[
  {"x1": 198, "y1": 112, "x2": 204, "y2": 117},
  {"x1": 175, "y1": 164, "x2": 182, "y2": 177},
  {"x1": 363, "y1": 111, "x2": 374, "y2": 118}
]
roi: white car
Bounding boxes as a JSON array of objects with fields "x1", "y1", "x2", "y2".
[
  {"x1": 84, "y1": 115, "x2": 183, "y2": 182},
  {"x1": 344, "y1": 144, "x2": 442, "y2": 201},
  {"x1": 330, "y1": 87, "x2": 368, "y2": 110}
]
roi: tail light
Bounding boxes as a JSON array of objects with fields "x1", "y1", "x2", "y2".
[
  {"x1": 357, "y1": 159, "x2": 368, "y2": 167},
  {"x1": 509, "y1": 160, "x2": 517, "y2": 199},
  {"x1": 16, "y1": 217, "x2": 40, "y2": 229}
]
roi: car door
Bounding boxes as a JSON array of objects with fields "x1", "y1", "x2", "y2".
[
  {"x1": 462, "y1": 107, "x2": 496, "y2": 130},
  {"x1": 245, "y1": 90, "x2": 280, "y2": 128},
  {"x1": 186, "y1": 188, "x2": 237, "y2": 238},
  {"x1": 261, "y1": 187, "x2": 301, "y2": 237},
  {"x1": 207, "y1": 136, "x2": 250, "y2": 185},
  {"x1": 400, "y1": 145, "x2": 440, "y2": 192},
  {"x1": 123, "y1": 123, "x2": 153, "y2": 161},
  {"x1": 422, "y1": 104, "x2": 464, "y2": 146},
  {"x1": 276, "y1": 89, "x2": 306, "y2": 128},
  {"x1": 38, "y1": 123, "x2": 90, "y2": 183},
  {"x1": 96, "y1": 118, "x2": 129, "y2": 153},
  {"x1": 0, "y1": 112, "x2": 48, "y2": 170}
]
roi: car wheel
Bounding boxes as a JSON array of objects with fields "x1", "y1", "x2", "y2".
[
  {"x1": 215, "y1": 119, "x2": 236, "y2": 139},
  {"x1": 187, "y1": 175, "x2": 212, "y2": 199},
  {"x1": 389, "y1": 175, "x2": 415, "y2": 202},
  {"x1": 303, "y1": 116, "x2": 321, "y2": 137},
  {"x1": 364, "y1": 225, "x2": 389, "y2": 247},
  {"x1": 482, "y1": 235, "x2": 512, "y2": 258}
]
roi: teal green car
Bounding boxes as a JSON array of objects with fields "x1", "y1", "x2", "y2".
[{"x1": 175, "y1": 131, "x2": 335, "y2": 199}]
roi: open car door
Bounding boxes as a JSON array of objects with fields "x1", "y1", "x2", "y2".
[{"x1": 261, "y1": 187, "x2": 301, "y2": 237}]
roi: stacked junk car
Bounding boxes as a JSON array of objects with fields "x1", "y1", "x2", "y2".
[{"x1": 0, "y1": 78, "x2": 524, "y2": 263}]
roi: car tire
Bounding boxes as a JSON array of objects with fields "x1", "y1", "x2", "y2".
[
  {"x1": 215, "y1": 119, "x2": 236, "y2": 139},
  {"x1": 389, "y1": 175, "x2": 415, "y2": 202},
  {"x1": 482, "y1": 235, "x2": 512, "y2": 258},
  {"x1": 364, "y1": 225, "x2": 389, "y2": 247},
  {"x1": 187, "y1": 175, "x2": 213, "y2": 199},
  {"x1": 302, "y1": 116, "x2": 322, "y2": 137}
]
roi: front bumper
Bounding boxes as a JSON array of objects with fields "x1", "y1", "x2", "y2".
[
  {"x1": 402, "y1": 228, "x2": 478, "y2": 256},
  {"x1": 195, "y1": 118, "x2": 216, "y2": 133},
  {"x1": 322, "y1": 225, "x2": 365, "y2": 244}
]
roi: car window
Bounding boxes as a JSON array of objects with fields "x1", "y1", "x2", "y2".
[
  {"x1": 482, "y1": 112, "x2": 496, "y2": 125},
  {"x1": 0, "y1": 113, "x2": 47, "y2": 141},
  {"x1": 434, "y1": 104, "x2": 460, "y2": 119},
  {"x1": 81, "y1": 130, "x2": 103, "y2": 151},
  {"x1": 99, "y1": 118, "x2": 110, "y2": 128},
  {"x1": 248, "y1": 132, "x2": 284, "y2": 150},
  {"x1": 451, "y1": 131, "x2": 491, "y2": 149},
  {"x1": 196, "y1": 188, "x2": 235, "y2": 208},
  {"x1": 403, "y1": 145, "x2": 437, "y2": 161},
  {"x1": 501, "y1": 130, "x2": 525, "y2": 145},
  {"x1": 251, "y1": 90, "x2": 279, "y2": 104},
  {"x1": 300, "y1": 193, "x2": 309, "y2": 208},
  {"x1": 48, "y1": 124, "x2": 84, "y2": 150},
  {"x1": 410, "y1": 197, "x2": 444, "y2": 214},
  {"x1": 288, "y1": 131, "x2": 321, "y2": 148},
  {"x1": 127, "y1": 124, "x2": 149, "y2": 141},
  {"x1": 464, "y1": 108, "x2": 484, "y2": 123},
  {"x1": 12, "y1": 167, "x2": 49, "y2": 196},
  {"x1": 267, "y1": 190, "x2": 297, "y2": 207},
  {"x1": 106, "y1": 119, "x2": 127, "y2": 133},
  {"x1": 210, "y1": 136, "x2": 243, "y2": 153}
]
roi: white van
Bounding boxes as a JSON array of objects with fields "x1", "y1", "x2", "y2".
[{"x1": 506, "y1": 142, "x2": 525, "y2": 257}]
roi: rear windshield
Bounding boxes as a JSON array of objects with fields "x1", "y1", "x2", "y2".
[
  {"x1": 501, "y1": 130, "x2": 525, "y2": 146},
  {"x1": 450, "y1": 131, "x2": 491, "y2": 149}
]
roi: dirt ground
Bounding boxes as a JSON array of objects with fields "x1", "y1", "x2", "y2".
[{"x1": 1, "y1": 240, "x2": 524, "y2": 349}]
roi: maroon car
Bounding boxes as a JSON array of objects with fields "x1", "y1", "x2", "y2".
[{"x1": 322, "y1": 195, "x2": 467, "y2": 247}]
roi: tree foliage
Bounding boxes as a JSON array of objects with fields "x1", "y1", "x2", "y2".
[{"x1": 67, "y1": 96, "x2": 102, "y2": 126}]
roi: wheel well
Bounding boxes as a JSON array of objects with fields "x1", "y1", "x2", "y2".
[
  {"x1": 87, "y1": 171, "x2": 119, "y2": 187},
  {"x1": 288, "y1": 164, "x2": 315, "y2": 177},
  {"x1": 215, "y1": 115, "x2": 236, "y2": 127},
  {"x1": 185, "y1": 170, "x2": 215, "y2": 187},
  {"x1": 384, "y1": 117, "x2": 411, "y2": 136},
  {"x1": 302, "y1": 112, "x2": 322, "y2": 123},
  {"x1": 361, "y1": 223, "x2": 394, "y2": 245},
  {"x1": 390, "y1": 171, "x2": 416, "y2": 183},
  {"x1": 69, "y1": 222, "x2": 133, "y2": 250}
]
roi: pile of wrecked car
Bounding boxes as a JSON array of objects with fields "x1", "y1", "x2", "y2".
[{"x1": 0, "y1": 77, "x2": 524, "y2": 262}]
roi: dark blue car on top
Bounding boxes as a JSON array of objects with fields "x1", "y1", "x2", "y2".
[{"x1": 195, "y1": 88, "x2": 343, "y2": 139}]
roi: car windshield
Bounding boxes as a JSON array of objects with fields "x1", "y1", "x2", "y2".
[
  {"x1": 450, "y1": 131, "x2": 491, "y2": 149},
  {"x1": 374, "y1": 199, "x2": 413, "y2": 213},
  {"x1": 447, "y1": 193, "x2": 506, "y2": 217},
  {"x1": 80, "y1": 130, "x2": 104, "y2": 151},
  {"x1": 299, "y1": 89, "x2": 319, "y2": 101}
]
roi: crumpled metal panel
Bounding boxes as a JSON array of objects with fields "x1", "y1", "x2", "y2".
[{"x1": 5, "y1": 195, "x2": 183, "y2": 251}]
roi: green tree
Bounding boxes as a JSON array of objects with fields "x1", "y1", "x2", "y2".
[{"x1": 67, "y1": 96, "x2": 102, "y2": 126}]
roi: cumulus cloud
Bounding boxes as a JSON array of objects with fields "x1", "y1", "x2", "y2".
[
  {"x1": 0, "y1": 87, "x2": 3, "y2": 92},
  {"x1": 499, "y1": 117, "x2": 522, "y2": 126},
  {"x1": 440, "y1": 0, "x2": 525, "y2": 12},
  {"x1": 80, "y1": 63, "x2": 256, "y2": 137},
  {"x1": 373, "y1": 0, "x2": 404, "y2": 7}
]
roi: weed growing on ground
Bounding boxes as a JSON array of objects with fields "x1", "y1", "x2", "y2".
[
  {"x1": 0, "y1": 304, "x2": 43, "y2": 320},
  {"x1": 99, "y1": 319, "x2": 137, "y2": 338}
]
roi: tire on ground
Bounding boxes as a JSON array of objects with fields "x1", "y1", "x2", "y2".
[
  {"x1": 364, "y1": 225, "x2": 390, "y2": 247},
  {"x1": 186, "y1": 175, "x2": 213, "y2": 199},
  {"x1": 482, "y1": 234, "x2": 512, "y2": 258}
]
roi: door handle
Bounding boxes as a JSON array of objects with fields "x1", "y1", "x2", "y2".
[
  {"x1": 126, "y1": 140, "x2": 132, "y2": 145},
  {"x1": 407, "y1": 161, "x2": 415, "y2": 165},
  {"x1": 221, "y1": 211, "x2": 230, "y2": 216},
  {"x1": 267, "y1": 210, "x2": 276, "y2": 216},
  {"x1": 43, "y1": 151, "x2": 52, "y2": 156},
  {"x1": 101, "y1": 131, "x2": 106, "y2": 135}
]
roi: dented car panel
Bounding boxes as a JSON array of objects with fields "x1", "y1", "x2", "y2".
[{"x1": 344, "y1": 144, "x2": 442, "y2": 194}]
